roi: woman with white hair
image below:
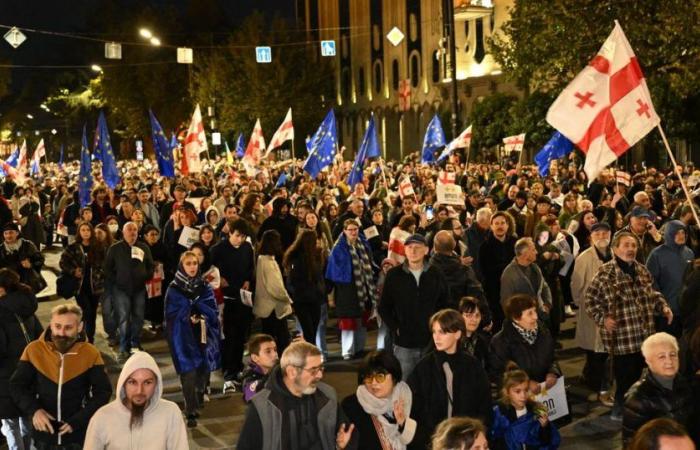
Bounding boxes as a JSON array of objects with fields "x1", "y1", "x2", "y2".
[{"x1": 622, "y1": 332, "x2": 694, "y2": 446}]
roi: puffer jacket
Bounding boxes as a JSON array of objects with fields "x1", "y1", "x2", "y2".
[
  {"x1": 622, "y1": 369, "x2": 694, "y2": 445},
  {"x1": 59, "y1": 242, "x2": 106, "y2": 295}
]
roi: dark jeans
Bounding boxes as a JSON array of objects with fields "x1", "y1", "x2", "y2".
[
  {"x1": 112, "y1": 287, "x2": 146, "y2": 353},
  {"x1": 222, "y1": 298, "x2": 253, "y2": 380},
  {"x1": 294, "y1": 302, "x2": 321, "y2": 344},
  {"x1": 180, "y1": 366, "x2": 209, "y2": 416},
  {"x1": 261, "y1": 314, "x2": 290, "y2": 355},
  {"x1": 76, "y1": 291, "x2": 99, "y2": 343},
  {"x1": 612, "y1": 352, "x2": 645, "y2": 407},
  {"x1": 583, "y1": 350, "x2": 611, "y2": 392},
  {"x1": 101, "y1": 286, "x2": 117, "y2": 339}
]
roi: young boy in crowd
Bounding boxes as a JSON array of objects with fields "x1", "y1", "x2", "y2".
[{"x1": 241, "y1": 334, "x2": 279, "y2": 403}]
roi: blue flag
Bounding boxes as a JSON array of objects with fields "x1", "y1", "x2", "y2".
[
  {"x1": 303, "y1": 109, "x2": 338, "y2": 179},
  {"x1": 0, "y1": 147, "x2": 19, "y2": 176},
  {"x1": 149, "y1": 110, "x2": 175, "y2": 178},
  {"x1": 169, "y1": 133, "x2": 179, "y2": 153},
  {"x1": 421, "y1": 114, "x2": 446, "y2": 163},
  {"x1": 79, "y1": 126, "x2": 94, "y2": 208},
  {"x1": 347, "y1": 115, "x2": 379, "y2": 188},
  {"x1": 95, "y1": 111, "x2": 120, "y2": 189},
  {"x1": 235, "y1": 133, "x2": 246, "y2": 158},
  {"x1": 275, "y1": 171, "x2": 288, "y2": 188},
  {"x1": 534, "y1": 131, "x2": 574, "y2": 177},
  {"x1": 58, "y1": 144, "x2": 64, "y2": 171}
]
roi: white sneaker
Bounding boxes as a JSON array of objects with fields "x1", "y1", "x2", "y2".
[
  {"x1": 222, "y1": 380, "x2": 238, "y2": 394},
  {"x1": 565, "y1": 305, "x2": 576, "y2": 317}
]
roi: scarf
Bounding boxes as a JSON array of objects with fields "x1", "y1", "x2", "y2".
[
  {"x1": 512, "y1": 321, "x2": 538, "y2": 345},
  {"x1": 172, "y1": 264, "x2": 205, "y2": 299},
  {"x1": 615, "y1": 255, "x2": 637, "y2": 281},
  {"x1": 347, "y1": 240, "x2": 377, "y2": 310},
  {"x1": 463, "y1": 333, "x2": 478, "y2": 357},
  {"x1": 3, "y1": 239, "x2": 21, "y2": 253},
  {"x1": 356, "y1": 381, "x2": 413, "y2": 450}
]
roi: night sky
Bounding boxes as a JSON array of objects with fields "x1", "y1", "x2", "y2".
[{"x1": 0, "y1": 0, "x2": 298, "y2": 131}]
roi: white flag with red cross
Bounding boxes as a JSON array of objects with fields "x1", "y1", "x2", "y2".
[
  {"x1": 182, "y1": 104, "x2": 207, "y2": 175},
  {"x1": 265, "y1": 108, "x2": 294, "y2": 157},
  {"x1": 243, "y1": 119, "x2": 266, "y2": 168},
  {"x1": 398, "y1": 176, "x2": 415, "y2": 198},
  {"x1": 546, "y1": 22, "x2": 659, "y2": 183},
  {"x1": 438, "y1": 170, "x2": 456, "y2": 185},
  {"x1": 503, "y1": 133, "x2": 526, "y2": 153}
]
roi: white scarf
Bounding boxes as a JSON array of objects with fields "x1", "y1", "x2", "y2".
[{"x1": 356, "y1": 381, "x2": 416, "y2": 450}]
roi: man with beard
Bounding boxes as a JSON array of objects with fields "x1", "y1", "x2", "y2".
[
  {"x1": 84, "y1": 352, "x2": 188, "y2": 449},
  {"x1": 10, "y1": 304, "x2": 111, "y2": 449},
  {"x1": 237, "y1": 341, "x2": 356, "y2": 450},
  {"x1": 257, "y1": 198, "x2": 298, "y2": 250}
]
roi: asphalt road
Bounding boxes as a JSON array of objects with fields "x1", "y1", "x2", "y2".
[{"x1": 34, "y1": 248, "x2": 623, "y2": 449}]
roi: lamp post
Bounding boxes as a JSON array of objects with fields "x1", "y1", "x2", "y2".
[{"x1": 443, "y1": 0, "x2": 459, "y2": 139}]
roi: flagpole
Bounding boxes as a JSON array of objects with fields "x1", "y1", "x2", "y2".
[
  {"x1": 657, "y1": 124, "x2": 700, "y2": 227},
  {"x1": 291, "y1": 136, "x2": 296, "y2": 178}
]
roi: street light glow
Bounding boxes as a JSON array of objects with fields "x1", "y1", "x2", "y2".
[
  {"x1": 51, "y1": 129, "x2": 58, "y2": 135},
  {"x1": 26, "y1": 114, "x2": 34, "y2": 119},
  {"x1": 91, "y1": 64, "x2": 103, "y2": 72},
  {"x1": 150, "y1": 37, "x2": 161, "y2": 46},
  {"x1": 139, "y1": 28, "x2": 152, "y2": 39}
]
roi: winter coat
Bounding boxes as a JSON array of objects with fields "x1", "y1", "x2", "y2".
[
  {"x1": 479, "y1": 234, "x2": 517, "y2": 309},
  {"x1": 164, "y1": 283, "x2": 221, "y2": 375},
  {"x1": 59, "y1": 242, "x2": 106, "y2": 296},
  {"x1": 253, "y1": 255, "x2": 292, "y2": 319},
  {"x1": 407, "y1": 350, "x2": 492, "y2": 450},
  {"x1": 257, "y1": 213, "x2": 298, "y2": 250},
  {"x1": 286, "y1": 252, "x2": 326, "y2": 306},
  {"x1": 622, "y1": 369, "x2": 694, "y2": 445},
  {"x1": 429, "y1": 252, "x2": 488, "y2": 312},
  {"x1": 646, "y1": 220, "x2": 695, "y2": 313},
  {"x1": 103, "y1": 240, "x2": 154, "y2": 296},
  {"x1": 0, "y1": 239, "x2": 45, "y2": 292},
  {"x1": 571, "y1": 246, "x2": 609, "y2": 352},
  {"x1": 680, "y1": 263, "x2": 700, "y2": 334},
  {"x1": 490, "y1": 402, "x2": 561, "y2": 450},
  {"x1": 19, "y1": 201, "x2": 45, "y2": 249},
  {"x1": 489, "y1": 320, "x2": 561, "y2": 384},
  {"x1": 500, "y1": 259, "x2": 553, "y2": 311},
  {"x1": 0, "y1": 289, "x2": 42, "y2": 418},
  {"x1": 326, "y1": 234, "x2": 375, "y2": 318}
]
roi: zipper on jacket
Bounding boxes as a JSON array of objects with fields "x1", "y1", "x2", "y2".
[{"x1": 57, "y1": 352, "x2": 64, "y2": 446}]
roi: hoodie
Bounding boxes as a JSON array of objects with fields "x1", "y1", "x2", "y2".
[
  {"x1": 83, "y1": 352, "x2": 188, "y2": 450},
  {"x1": 646, "y1": 220, "x2": 695, "y2": 313}
]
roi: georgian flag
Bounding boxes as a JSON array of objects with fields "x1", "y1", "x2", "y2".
[
  {"x1": 182, "y1": 104, "x2": 207, "y2": 174},
  {"x1": 439, "y1": 125, "x2": 472, "y2": 162},
  {"x1": 17, "y1": 140, "x2": 28, "y2": 174},
  {"x1": 243, "y1": 119, "x2": 266, "y2": 169},
  {"x1": 265, "y1": 108, "x2": 294, "y2": 157},
  {"x1": 30, "y1": 138, "x2": 45, "y2": 176},
  {"x1": 503, "y1": 133, "x2": 526, "y2": 153},
  {"x1": 546, "y1": 22, "x2": 659, "y2": 183},
  {"x1": 438, "y1": 170, "x2": 456, "y2": 185},
  {"x1": 398, "y1": 176, "x2": 415, "y2": 198}
]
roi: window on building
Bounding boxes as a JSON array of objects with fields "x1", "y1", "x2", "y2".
[
  {"x1": 409, "y1": 13, "x2": 418, "y2": 42},
  {"x1": 475, "y1": 19, "x2": 486, "y2": 63},
  {"x1": 392, "y1": 59, "x2": 399, "y2": 91},
  {"x1": 374, "y1": 61, "x2": 383, "y2": 93},
  {"x1": 432, "y1": 50, "x2": 440, "y2": 83},
  {"x1": 341, "y1": 67, "x2": 351, "y2": 100},
  {"x1": 410, "y1": 52, "x2": 420, "y2": 88},
  {"x1": 358, "y1": 67, "x2": 366, "y2": 96},
  {"x1": 373, "y1": 25, "x2": 381, "y2": 51}
]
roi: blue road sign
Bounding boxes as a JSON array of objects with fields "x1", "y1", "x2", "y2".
[
  {"x1": 321, "y1": 40, "x2": 336, "y2": 57},
  {"x1": 255, "y1": 46, "x2": 272, "y2": 63}
]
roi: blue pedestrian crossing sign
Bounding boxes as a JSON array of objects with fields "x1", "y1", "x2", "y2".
[
  {"x1": 255, "y1": 46, "x2": 272, "y2": 63},
  {"x1": 321, "y1": 40, "x2": 336, "y2": 57}
]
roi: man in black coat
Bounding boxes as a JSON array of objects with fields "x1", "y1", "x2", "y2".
[
  {"x1": 478, "y1": 212, "x2": 516, "y2": 332},
  {"x1": 256, "y1": 198, "x2": 298, "y2": 250},
  {"x1": 0, "y1": 223, "x2": 45, "y2": 293}
]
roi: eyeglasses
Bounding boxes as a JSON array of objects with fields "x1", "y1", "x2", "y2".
[
  {"x1": 363, "y1": 372, "x2": 388, "y2": 384},
  {"x1": 298, "y1": 365, "x2": 325, "y2": 376}
]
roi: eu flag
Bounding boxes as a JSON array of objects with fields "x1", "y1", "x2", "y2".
[
  {"x1": 347, "y1": 115, "x2": 379, "y2": 187},
  {"x1": 95, "y1": 111, "x2": 120, "y2": 189},
  {"x1": 534, "y1": 131, "x2": 573, "y2": 177},
  {"x1": 235, "y1": 133, "x2": 246, "y2": 158},
  {"x1": 79, "y1": 126, "x2": 94, "y2": 208},
  {"x1": 169, "y1": 133, "x2": 179, "y2": 153},
  {"x1": 0, "y1": 147, "x2": 19, "y2": 176},
  {"x1": 303, "y1": 109, "x2": 338, "y2": 179},
  {"x1": 149, "y1": 110, "x2": 175, "y2": 178},
  {"x1": 421, "y1": 114, "x2": 446, "y2": 163},
  {"x1": 275, "y1": 171, "x2": 288, "y2": 188}
]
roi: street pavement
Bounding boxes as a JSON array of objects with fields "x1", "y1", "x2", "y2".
[{"x1": 33, "y1": 248, "x2": 623, "y2": 449}]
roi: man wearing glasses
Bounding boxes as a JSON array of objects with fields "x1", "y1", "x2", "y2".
[{"x1": 237, "y1": 341, "x2": 355, "y2": 450}]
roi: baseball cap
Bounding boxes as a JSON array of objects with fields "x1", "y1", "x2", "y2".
[
  {"x1": 404, "y1": 234, "x2": 427, "y2": 246},
  {"x1": 630, "y1": 206, "x2": 651, "y2": 219}
]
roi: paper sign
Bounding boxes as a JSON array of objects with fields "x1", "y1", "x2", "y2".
[
  {"x1": 436, "y1": 183, "x2": 464, "y2": 206},
  {"x1": 534, "y1": 376, "x2": 569, "y2": 421},
  {"x1": 240, "y1": 289, "x2": 253, "y2": 307},
  {"x1": 131, "y1": 246, "x2": 144, "y2": 262},
  {"x1": 364, "y1": 225, "x2": 379, "y2": 239},
  {"x1": 178, "y1": 226, "x2": 200, "y2": 249}
]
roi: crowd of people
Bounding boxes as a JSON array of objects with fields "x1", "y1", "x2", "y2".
[{"x1": 0, "y1": 149, "x2": 697, "y2": 449}]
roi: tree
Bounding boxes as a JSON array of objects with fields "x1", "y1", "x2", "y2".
[
  {"x1": 490, "y1": 0, "x2": 700, "y2": 143},
  {"x1": 191, "y1": 12, "x2": 335, "y2": 154},
  {"x1": 468, "y1": 92, "x2": 517, "y2": 154}
]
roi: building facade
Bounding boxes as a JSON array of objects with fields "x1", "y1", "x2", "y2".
[{"x1": 299, "y1": 0, "x2": 520, "y2": 161}]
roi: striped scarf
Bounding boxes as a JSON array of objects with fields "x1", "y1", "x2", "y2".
[
  {"x1": 347, "y1": 240, "x2": 376, "y2": 310},
  {"x1": 512, "y1": 321, "x2": 538, "y2": 345}
]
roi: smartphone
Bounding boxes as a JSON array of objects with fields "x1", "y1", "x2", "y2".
[{"x1": 425, "y1": 206, "x2": 434, "y2": 221}]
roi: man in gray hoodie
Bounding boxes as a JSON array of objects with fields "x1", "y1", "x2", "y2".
[{"x1": 84, "y1": 351, "x2": 188, "y2": 450}]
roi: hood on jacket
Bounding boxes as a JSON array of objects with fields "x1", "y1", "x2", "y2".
[
  {"x1": 116, "y1": 351, "x2": 163, "y2": 413},
  {"x1": 663, "y1": 220, "x2": 687, "y2": 250},
  {"x1": 0, "y1": 289, "x2": 37, "y2": 318},
  {"x1": 205, "y1": 205, "x2": 220, "y2": 222}
]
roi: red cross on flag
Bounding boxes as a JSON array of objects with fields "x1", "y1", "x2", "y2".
[
  {"x1": 448, "y1": 125, "x2": 472, "y2": 151},
  {"x1": 243, "y1": 119, "x2": 266, "y2": 168},
  {"x1": 398, "y1": 176, "x2": 415, "y2": 198},
  {"x1": 265, "y1": 108, "x2": 294, "y2": 157},
  {"x1": 546, "y1": 22, "x2": 659, "y2": 183},
  {"x1": 17, "y1": 140, "x2": 28, "y2": 174},
  {"x1": 398, "y1": 79, "x2": 411, "y2": 112},
  {"x1": 503, "y1": 133, "x2": 526, "y2": 153},
  {"x1": 438, "y1": 170, "x2": 456, "y2": 185},
  {"x1": 181, "y1": 104, "x2": 207, "y2": 175}
]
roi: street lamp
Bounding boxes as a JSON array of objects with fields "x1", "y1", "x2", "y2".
[
  {"x1": 150, "y1": 37, "x2": 161, "y2": 46},
  {"x1": 26, "y1": 114, "x2": 34, "y2": 119},
  {"x1": 91, "y1": 64, "x2": 103, "y2": 72},
  {"x1": 139, "y1": 28, "x2": 152, "y2": 39},
  {"x1": 51, "y1": 129, "x2": 57, "y2": 135}
]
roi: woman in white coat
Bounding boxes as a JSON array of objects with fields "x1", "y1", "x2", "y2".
[
  {"x1": 254, "y1": 230, "x2": 293, "y2": 353},
  {"x1": 571, "y1": 221, "x2": 613, "y2": 403}
]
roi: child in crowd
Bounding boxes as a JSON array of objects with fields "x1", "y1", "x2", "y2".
[
  {"x1": 241, "y1": 334, "x2": 279, "y2": 403},
  {"x1": 490, "y1": 363, "x2": 561, "y2": 450}
]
